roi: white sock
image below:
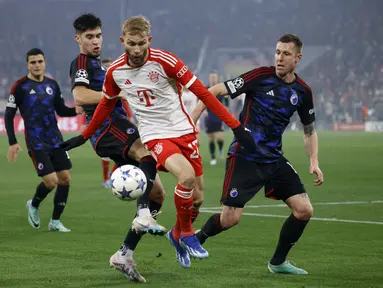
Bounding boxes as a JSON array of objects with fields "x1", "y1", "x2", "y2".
[{"x1": 138, "y1": 208, "x2": 151, "y2": 217}]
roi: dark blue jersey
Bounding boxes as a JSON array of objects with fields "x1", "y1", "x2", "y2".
[
  {"x1": 206, "y1": 95, "x2": 229, "y2": 123},
  {"x1": 5, "y1": 76, "x2": 76, "y2": 150},
  {"x1": 69, "y1": 54, "x2": 127, "y2": 123},
  {"x1": 70, "y1": 54, "x2": 128, "y2": 148},
  {"x1": 224, "y1": 66, "x2": 315, "y2": 163}
]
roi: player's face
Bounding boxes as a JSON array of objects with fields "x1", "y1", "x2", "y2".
[
  {"x1": 120, "y1": 32, "x2": 152, "y2": 67},
  {"x1": 27, "y1": 55, "x2": 46, "y2": 77},
  {"x1": 75, "y1": 27, "x2": 102, "y2": 57},
  {"x1": 275, "y1": 42, "x2": 302, "y2": 77}
]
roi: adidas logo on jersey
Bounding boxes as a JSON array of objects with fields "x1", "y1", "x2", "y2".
[
  {"x1": 266, "y1": 90, "x2": 274, "y2": 96},
  {"x1": 125, "y1": 79, "x2": 132, "y2": 85},
  {"x1": 30, "y1": 89, "x2": 36, "y2": 94}
]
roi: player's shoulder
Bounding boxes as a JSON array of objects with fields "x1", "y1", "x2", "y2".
[
  {"x1": 149, "y1": 47, "x2": 179, "y2": 68},
  {"x1": 70, "y1": 54, "x2": 89, "y2": 70},
  {"x1": 240, "y1": 66, "x2": 275, "y2": 84},
  {"x1": 10, "y1": 76, "x2": 28, "y2": 94},
  {"x1": 295, "y1": 75, "x2": 313, "y2": 95},
  {"x1": 44, "y1": 75, "x2": 57, "y2": 84},
  {"x1": 107, "y1": 53, "x2": 126, "y2": 72}
]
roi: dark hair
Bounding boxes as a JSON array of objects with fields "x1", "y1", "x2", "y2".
[
  {"x1": 278, "y1": 34, "x2": 303, "y2": 53},
  {"x1": 102, "y1": 57, "x2": 112, "y2": 64},
  {"x1": 26, "y1": 48, "x2": 44, "y2": 62},
  {"x1": 73, "y1": 13, "x2": 102, "y2": 33}
]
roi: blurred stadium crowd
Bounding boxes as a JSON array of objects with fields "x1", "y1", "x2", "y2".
[{"x1": 0, "y1": 0, "x2": 382, "y2": 125}]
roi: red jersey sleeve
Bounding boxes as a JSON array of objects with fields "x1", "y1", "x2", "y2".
[
  {"x1": 150, "y1": 48, "x2": 196, "y2": 88},
  {"x1": 153, "y1": 48, "x2": 240, "y2": 129},
  {"x1": 81, "y1": 68, "x2": 119, "y2": 139},
  {"x1": 102, "y1": 68, "x2": 121, "y2": 99}
]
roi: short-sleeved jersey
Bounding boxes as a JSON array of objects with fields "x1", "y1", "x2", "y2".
[
  {"x1": 69, "y1": 54, "x2": 127, "y2": 126},
  {"x1": 102, "y1": 48, "x2": 198, "y2": 143},
  {"x1": 6, "y1": 76, "x2": 67, "y2": 150},
  {"x1": 206, "y1": 95, "x2": 229, "y2": 123},
  {"x1": 224, "y1": 66, "x2": 315, "y2": 163}
]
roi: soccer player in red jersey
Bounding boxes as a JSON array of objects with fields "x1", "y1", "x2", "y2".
[{"x1": 61, "y1": 16, "x2": 256, "y2": 269}]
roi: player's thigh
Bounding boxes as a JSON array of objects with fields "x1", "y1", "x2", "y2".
[
  {"x1": 221, "y1": 156, "x2": 272, "y2": 208},
  {"x1": 215, "y1": 131, "x2": 225, "y2": 141},
  {"x1": 164, "y1": 153, "x2": 195, "y2": 185},
  {"x1": 28, "y1": 150, "x2": 55, "y2": 178},
  {"x1": 264, "y1": 157, "x2": 306, "y2": 201},
  {"x1": 146, "y1": 138, "x2": 185, "y2": 175},
  {"x1": 207, "y1": 133, "x2": 215, "y2": 142},
  {"x1": 93, "y1": 118, "x2": 139, "y2": 160},
  {"x1": 51, "y1": 148, "x2": 72, "y2": 174},
  {"x1": 174, "y1": 133, "x2": 203, "y2": 177},
  {"x1": 127, "y1": 138, "x2": 151, "y2": 162}
]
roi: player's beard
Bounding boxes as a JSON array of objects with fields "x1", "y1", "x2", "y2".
[{"x1": 127, "y1": 49, "x2": 148, "y2": 66}]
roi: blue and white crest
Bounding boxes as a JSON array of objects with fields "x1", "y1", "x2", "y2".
[
  {"x1": 230, "y1": 188, "x2": 238, "y2": 198},
  {"x1": 127, "y1": 128, "x2": 135, "y2": 134},
  {"x1": 290, "y1": 93, "x2": 298, "y2": 105}
]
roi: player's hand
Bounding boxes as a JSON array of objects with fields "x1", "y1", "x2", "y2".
[
  {"x1": 8, "y1": 144, "x2": 22, "y2": 163},
  {"x1": 75, "y1": 105, "x2": 84, "y2": 115},
  {"x1": 232, "y1": 125, "x2": 257, "y2": 153},
  {"x1": 59, "y1": 135, "x2": 87, "y2": 151},
  {"x1": 309, "y1": 160, "x2": 324, "y2": 186}
]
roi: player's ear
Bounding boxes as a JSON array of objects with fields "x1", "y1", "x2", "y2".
[
  {"x1": 120, "y1": 36, "x2": 124, "y2": 44},
  {"x1": 74, "y1": 34, "x2": 81, "y2": 45},
  {"x1": 148, "y1": 36, "x2": 152, "y2": 43},
  {"x1": 296, "y1": 52, "x2": 302, "y2": 64}
]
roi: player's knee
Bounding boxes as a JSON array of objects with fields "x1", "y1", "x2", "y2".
[
  {"x1": 43, "y1": 175, "x2": 58, "y2": 190},
  {"x1": 178, "y1": 170, "x2": 196, "y2": 190},
  {"x1": 58, "y1": 172, "x2": 71, "y2": 186},
  {"x1": 292, "y1": 203, "x2": 313, "y2": 220},
  {"x1": 221, "y1": 208, "x2": 241, "y2": 228}
]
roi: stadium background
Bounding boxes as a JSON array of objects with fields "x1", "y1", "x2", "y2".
[{"x1": 0, "y1": 0, "x2": 382, "y2": 287}]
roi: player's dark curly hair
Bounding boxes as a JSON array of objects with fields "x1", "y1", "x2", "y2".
[
  {"x1": 26, "y1": 48, "x2": 44, "y2": 62},
  {"x1": 73, "y1": 13, "x2": 102, "y2": 33},
  {"x1": 278, "y1": 34, "x2": 303, "y2": 53}
]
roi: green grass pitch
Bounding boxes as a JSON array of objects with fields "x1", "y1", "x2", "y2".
[{"x1": 0, "y1": 131, "x2": 382, "y2": 288}]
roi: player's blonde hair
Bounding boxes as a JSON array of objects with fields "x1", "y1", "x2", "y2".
[{"x1": 122, "y1": 16, "x2": 151, "y2": 37}]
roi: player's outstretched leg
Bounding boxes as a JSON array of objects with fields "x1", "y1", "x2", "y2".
[
  {"x1": 110, "y1": 197, "x2": 164, "y2": 281},
  {"x1": 132, "y1": 157, "x2": 166, "y2": 235},
  {"x1": 268, "y1": 194, "x2": 313, "y2": 275}
]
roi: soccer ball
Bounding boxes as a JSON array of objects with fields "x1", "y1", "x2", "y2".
[{"x1": 110, "y1": 165, "x2": 147, "y2": 201}]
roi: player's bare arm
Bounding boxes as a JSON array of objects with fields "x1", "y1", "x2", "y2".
[
  {"x1": 303, "y1": 123, "x2": 323, "y2": 186},
  {"x1": 72, "y1": 86, "x2": 103, "y2": 105},
  {"x1": 190, "y1": 83, "x2": 228, "y2": 124}
]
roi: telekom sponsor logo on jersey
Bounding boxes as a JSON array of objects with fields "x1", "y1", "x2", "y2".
[{"x1": 176, "y1": 65, "x2": 188, "y2": 78}]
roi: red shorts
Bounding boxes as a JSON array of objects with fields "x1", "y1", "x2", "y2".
[{"x1": 146, "y1": 133, "x2": 203, "y2": 177}]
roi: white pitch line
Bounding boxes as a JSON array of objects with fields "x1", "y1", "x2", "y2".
[
  {"x1": 201, "y1": 200, "x2": 383, "y2": 210},
  {"x1": 199, "y1": 209, "x2": 383, "y2": 225}
]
